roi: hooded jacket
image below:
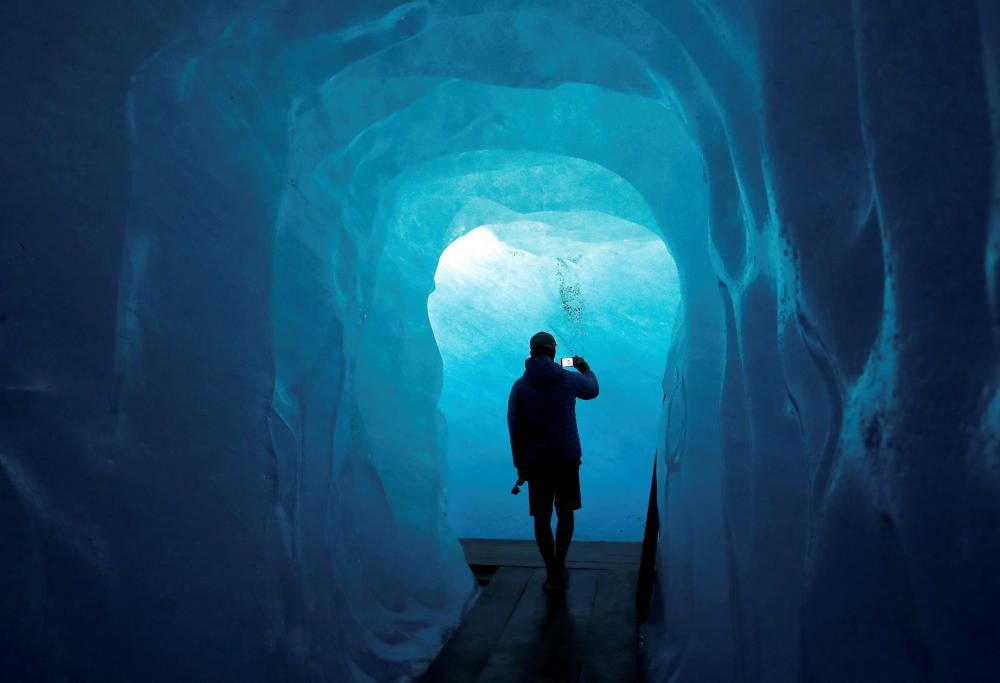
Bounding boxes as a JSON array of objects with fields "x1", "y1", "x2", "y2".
[{"x1": 507, "y1": 355, "x2": 600, "y2": 468}]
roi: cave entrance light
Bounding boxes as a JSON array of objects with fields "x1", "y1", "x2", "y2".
[{"x1": 428, "y1": 215, "x2": 680, "y2": 541}]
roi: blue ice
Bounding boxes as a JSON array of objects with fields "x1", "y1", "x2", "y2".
[
  {"x1": 2, "y1": 0, "x2": 998, "y2": 682},
  {"x1": 429, "y1": 218, "x2": 680, "y2": 540}
]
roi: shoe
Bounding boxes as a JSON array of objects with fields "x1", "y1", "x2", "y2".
[
  {"x1": 543, "y1": 566, "x2": 569, "y2": 592},
  {"x1": 543, "y1": 576, "x2": 565, "y2": 592}
]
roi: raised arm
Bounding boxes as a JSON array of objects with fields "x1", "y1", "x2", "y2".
[{"x1": 571, "y1": 357, "x2": 599, "y2": 400}]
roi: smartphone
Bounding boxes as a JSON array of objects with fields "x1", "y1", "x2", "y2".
[{"x1": 561, "y1": 357, "x2": 574, "y2": 368}]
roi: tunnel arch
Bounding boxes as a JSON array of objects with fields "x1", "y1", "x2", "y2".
[
  {"x1": 2, "y1": 0, "x2": 997, "y2": 680},
  {"x1": 119, "y1": 1, "x2": 756, "y2": 678},
  {"x1": 271, "y1": 64, "x2": 714, "y2": 554},
  {"x1": 110, "y1": 0, "x2": 934, "y2": 680},
  {"x1": 290, "y1": 148, "x2": 699, "y2": 524}
]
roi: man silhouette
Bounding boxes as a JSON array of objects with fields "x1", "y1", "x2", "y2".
[{"x1": 507, "y1": 331, "x2": 599, "y2": 591}]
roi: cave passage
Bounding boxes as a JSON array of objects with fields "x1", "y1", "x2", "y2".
[
  {"x1": 3, "y1": 1, "x2": 998, "y2": 682},
  {"x1": 429, "y1": 219, "x2": 679, "y2": 540}
]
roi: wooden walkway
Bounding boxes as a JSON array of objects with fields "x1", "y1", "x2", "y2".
[{"x1": 421, "y1": 539, "x2": 641, "y2": 683}]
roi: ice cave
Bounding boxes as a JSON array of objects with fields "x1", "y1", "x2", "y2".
[{"x1": 2, "y1": 0, "x2": 998, "y2": 681}]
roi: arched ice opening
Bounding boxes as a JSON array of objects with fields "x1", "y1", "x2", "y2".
[
  {"x1": 430, "y1": 214, "x2": 681, "y2": 541},
  {"x1": 4, "y1": 1, "x2": 997, "y2": 682}
]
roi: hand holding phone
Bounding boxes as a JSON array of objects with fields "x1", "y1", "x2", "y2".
[{"x1": 561, "y1": 356, "x2": 590, "y2": 372}]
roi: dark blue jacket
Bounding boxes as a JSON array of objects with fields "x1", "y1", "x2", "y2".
[{"x1": 507, "y1": 355, "x2": 600, "y2": 468}]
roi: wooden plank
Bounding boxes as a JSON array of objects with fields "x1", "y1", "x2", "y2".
[
  {"x1": 579, "y1": 567, "x2": 639, "y2": 683},
  {"x1": 535, "y1": 569, "x2": 600, "y2": 682},
  {"x1": 425, "y1": 540, "x2": 641, "y2": 682},
  {"x1": 460, "y1": 539, "x2": 641, "y2": 569},
  {"x1": 421, "y1": 567, "x2": 534, "y2": 683},
  {"x1": 476, "y1": 569, "x2": 600, "y2": 683},
  {"x1": 472, "y1": 569, "x2": 550, "y2": 683}
]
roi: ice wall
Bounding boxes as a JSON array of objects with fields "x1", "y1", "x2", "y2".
[
  {"x1": 429, "y1": 219, "x2": 680, "y2": 540},
  {"x1": 1, "y1": 1, "x2": 998, "y2": 682}
]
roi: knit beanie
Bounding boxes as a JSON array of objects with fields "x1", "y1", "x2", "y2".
[{"x1": 529, "y1": 331, "x2": 557, "y2": 352}]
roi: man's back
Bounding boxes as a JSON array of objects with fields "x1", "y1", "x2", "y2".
[{"x1": 507, "y1": 355, "x2": 600, "y2": 467}]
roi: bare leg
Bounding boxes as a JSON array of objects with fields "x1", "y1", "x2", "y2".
[
  {"x1": 554, "y1": 507, "x2": 574, "y2": 572},
  {"x1": 533, "y1": 511, "x2": 555, "y2": 574}
]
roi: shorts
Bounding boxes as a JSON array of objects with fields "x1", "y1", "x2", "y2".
[{"x1": 526, "y1": 460, "x2": 582, "y2": 516}]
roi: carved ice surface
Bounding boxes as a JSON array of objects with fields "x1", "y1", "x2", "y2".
[
  {"x1": 2, "y1": 0, "x2": 998, "y2": 682},
  {"x1": 429, "y1": 220, "x2": 679, "y2": 540}
]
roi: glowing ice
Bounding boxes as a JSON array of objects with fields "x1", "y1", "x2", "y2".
[
  {"x1": 429, "y1": 219, "x2": 679, "y2": 540},
  {"x1": 2, "y1": 1, "x2": 997, "y2": 681}
]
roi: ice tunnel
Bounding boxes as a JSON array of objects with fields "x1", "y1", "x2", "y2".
[{"x1": 2, "y1": 0, "x2": 999, "y2": 682}]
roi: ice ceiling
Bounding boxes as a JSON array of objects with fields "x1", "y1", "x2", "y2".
[{"x1": 2, "y1": 0, "x2": 998, "y2": 682}]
